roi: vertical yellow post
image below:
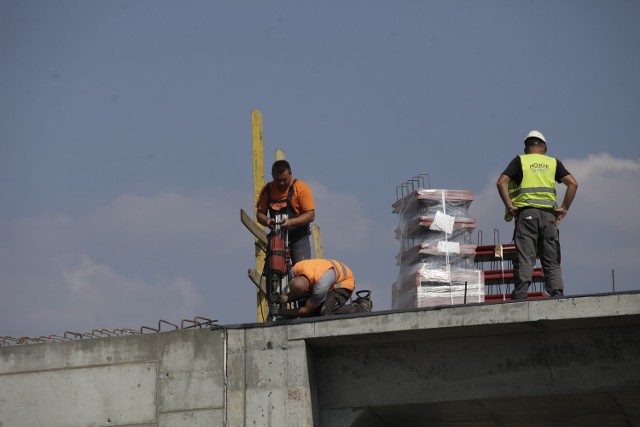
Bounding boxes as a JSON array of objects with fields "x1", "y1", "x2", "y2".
[
  {"x1": 311, "y1": 224, "x2": 323, "y2": 259},
  {"x1": 252, "y1": 110, "x2": 268, "y2": 322}
]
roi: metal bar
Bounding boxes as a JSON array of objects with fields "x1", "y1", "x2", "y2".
[
  {"x1": 64, "y1": 331, "x2": 84, "y2": 340},
  {"x1": 612, "y1": 269, "x2": 616, "y2": 292},
  {"x1": 409, "y1": 176, "x2": 420, "y2": 191},
  {"x1": 114, "y1": 328, "x2": 139, "y2": 336},
  {"x1": 2, "y1": 336, "x2": 20, "y2": 345},
  {"x1": 195, "y1": 316, "x2": 217, "y2": 328},
  {"x1": 3, "y1": 317, "x2": 223, "y2": 346},
  {"x1": 159, "y1": 320, "x2": 179, "y2": 331},
  {"x1": 140, "y1": 325, "x2": 159, "y2": 333},
  {"x1": 464, "y1": 282, "x2": 468, "y2": 304},
  {"x1": 181, "y1": 316, "x2": 217, "y2": 329},
  {"x1": 418, "y1": 173, "x2": 431, "y2": 189},
  {"x1": 181, "y1": 319, "x2": 199, "y2": 329},
  {"x1": 406, "y1": 179, "x2": 414, "y2": 193},
  {"x1": 407, "y1": 178, "x2": 419, "y2": 193}
]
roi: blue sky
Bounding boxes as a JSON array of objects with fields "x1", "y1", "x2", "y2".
[{"x1": 1, "y1": 0, "x2": 639, "y2": 338}]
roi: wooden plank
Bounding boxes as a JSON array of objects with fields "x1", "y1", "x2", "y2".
[
  {"x1": 311, "y1": 224, "x2": 323, "y2": 259},
  {"x1": 248, "y1": 268, "x2": 267, "y2": 295},
  {"x1": 252, "y1": 110, "x2": 268, "y2": 322},
  {"x1": 240, "y1": 208, "x2": 267, "y2": 246}
]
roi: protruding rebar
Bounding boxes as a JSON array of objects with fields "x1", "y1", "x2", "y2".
[
  {"x1": 612, "y1": 269, "x2": 616, "y2": 293},
  {"x1": 4, "y1": 315, "x2": 218, "y2": 346}
]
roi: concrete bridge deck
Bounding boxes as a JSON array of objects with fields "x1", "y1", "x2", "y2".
[{"x1": 2, "y1": 291, "x2": 639, "y2": 426}]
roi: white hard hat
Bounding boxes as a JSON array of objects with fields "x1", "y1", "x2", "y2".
[{"x1": 524, "y1": 130, "x2": 546, "y2": 145}]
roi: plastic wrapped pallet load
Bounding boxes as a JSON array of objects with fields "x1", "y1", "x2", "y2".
[
  {"x1": 392, "y1": 186, "x2": 485, "y2": 309},
  {"x1": 392, "y1": 263, "x2": 484, "y2": 309}
]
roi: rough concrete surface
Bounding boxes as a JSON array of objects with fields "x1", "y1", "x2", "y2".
[{"x1": 1, "y1": 292, "x2": 639, "y2": 426}]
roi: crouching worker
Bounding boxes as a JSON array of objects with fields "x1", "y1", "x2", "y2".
[{"x1": 269, "y1": 259, "x2": 372, "y2": 318}]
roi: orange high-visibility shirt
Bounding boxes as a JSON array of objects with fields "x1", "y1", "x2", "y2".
[
  {"x1": 292, "y1": 259, "x2": 355, "y2": 292},
  {"x1": 256, "y1": 178, "x2": 314, "y2": 216}
]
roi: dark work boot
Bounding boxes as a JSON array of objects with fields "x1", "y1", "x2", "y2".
[
  {"x1": 510, "y1": 290, "x2": 527, "y2": 301},
  {"x1": 355, "y1": 290, "x2": 371, "y2": 304},
  {"x1": 356, "y1": 300, "x2": 372, "y2": 312},
  {"x1": 355, "y1": 290, "x2": 372, "y2": 312}
]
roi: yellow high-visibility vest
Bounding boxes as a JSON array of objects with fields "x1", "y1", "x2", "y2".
[{"x1": 505, "y1": 154, "x2": 557, "y2": 221}]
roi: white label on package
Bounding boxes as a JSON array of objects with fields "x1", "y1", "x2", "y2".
[
  {"x1": 437, "y1": 241, "x2": 460, "y2": 254},
  {"x1": 430, "y1": 211, "x2": 455, "y2": 234}
]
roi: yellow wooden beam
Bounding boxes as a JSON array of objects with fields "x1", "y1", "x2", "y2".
[
  {"x1": 251, "y1": 110, "x2": 268, "y2": 322},
  {"x1": 311, "y1": 224, "x2": 324, "y2": 259},
  {"x1": 240, "y1": 209, "x2": 267, "y2": 248}
]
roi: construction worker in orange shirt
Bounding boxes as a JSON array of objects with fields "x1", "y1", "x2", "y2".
[
  {"x1": 269, "y1": 259, "x2": 372, "y2": 318},
  {"x1": 256, "y1": 160, "x2": 315, "y2": 265}
]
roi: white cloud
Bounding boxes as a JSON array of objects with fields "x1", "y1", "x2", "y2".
[
  {"x1": 566, "y1": 153, "x2": 640, "y2": 176},
  {"x1": 59, "y1": 252, "x2": 203, "y2": 326},
  {"x1": 83, "y1": 190, "x2": 247, "y2": 248},
  {"x1": 562, "y1": 153, "x2": 640, "y2": 232},
  {"x1": 0, "y1": 188, "x2": 251, "y2": 337},
  {"x1": 304, "y1": 177, "x2": 373, "y2": 253}
]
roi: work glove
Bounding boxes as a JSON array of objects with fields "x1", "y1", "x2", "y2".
[
  {"x1": 268, "y1": 291, "x2": 282, "y2": 305},
  {"x1": 268, "y1": 304, "x2": 281, "y2": 319}
]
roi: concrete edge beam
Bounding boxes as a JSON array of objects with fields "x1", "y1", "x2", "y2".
[{"x1": 286, "y1": 293, "x2": 640, "y2": 342}]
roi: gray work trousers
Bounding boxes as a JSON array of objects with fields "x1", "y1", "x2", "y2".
[
  {"x1": 512, "y1": 207, "x2": 564, "y2": 299},
  {"x1": 320, "y1": 288, "x2": 360, "y2": 316},
  {"x1": 289, "y1": 234, "x2": 311, "y2": 265}
]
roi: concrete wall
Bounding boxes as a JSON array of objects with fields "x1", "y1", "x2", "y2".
[
  {"x1": 312, "y1": 322, "x2": 640, "y2": 426},
  {"x1": 2, "y1": 292, "x2": 640, "y2": 427},
  {"x1": 222, "y1": 325, "x2": 315, "y2": 427},
  {"x1": 0, "y1": 329, "x2": 226, "y2": 427}
]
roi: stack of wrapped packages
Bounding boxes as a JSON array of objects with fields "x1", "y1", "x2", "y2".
[{"x1": 392, "y1": 188, "x2": 485, "y2": 309}]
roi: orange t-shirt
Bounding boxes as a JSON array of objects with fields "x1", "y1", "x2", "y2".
[
  {"x1": 256, "y1": 178, "x2": 315, "y2": 216},
  {"x1": 292, "y1": 259, "x2": 355, "y2": 292}
]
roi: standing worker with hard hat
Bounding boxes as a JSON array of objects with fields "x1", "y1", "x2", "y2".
[{"x1": 497, "y1": 130, "x2": 579, "y2": 300}]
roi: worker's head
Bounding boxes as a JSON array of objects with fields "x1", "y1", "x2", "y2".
[
  {"x1": 524, "y1": 130, "x2": 547, "y2": 154},
  {"x1": 271, "y1": 160, "x2": 293, "y2": 191},
  {"x1": 289, "y1": 276, "x2": 311, "y2": 299}
]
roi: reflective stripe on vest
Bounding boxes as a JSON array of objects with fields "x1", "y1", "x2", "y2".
[
  {"x1": 327, "y1": 260, "x2": 354, "y2": 291},
  {"x1": 504, "y1": 154, "x2": 557, "y2": 222}
]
